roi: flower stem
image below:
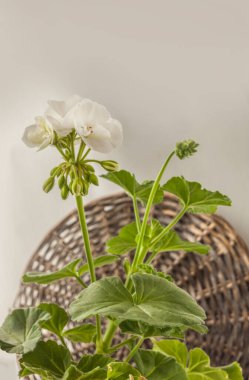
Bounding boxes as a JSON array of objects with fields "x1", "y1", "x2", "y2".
[
  {"x1": 133, "y1": 196, "x2": 141, "y2": 231},
  {"x1": 75, "y1": 195, "x2": 103, "y2": 351},
  {"x1": 107, "y1": 336, "x2": 137, "y2": 353},
  {"x1": 76, "y1": 141, "x2": 85, "y2": 162},
  {"x1": 151, "y1": 205, "x2": 188, "y2": 247},
  {"x1": 131, "y1": 150, "x2": 175, "y2": 271},
  {"x1": 103, "y1": 151, "x2": 176, "y2": 350},
  {"x1": 56, "y1": 146, "x2": 68, "y2": 161},
  {"x1": 103, "y1": 320, "x2": 118, "y2": 350},
  {"x1": 125, "y1": 337, "x2": 144, "y2": 363}
]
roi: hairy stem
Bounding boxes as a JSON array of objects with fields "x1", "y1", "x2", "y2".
[
  {"x1": 75, "y1": 195, "x2": 103, "y2": 351},
  {"x1": 131, "y1": 151, "x2": 175, "y2": 271},
  {"x1": 76, "y1": 141, "x2": 85, "y2": 162},
  {"x1": 151, "y1": 205, "x2": 187, "y2": 247},
  {"x1": 133, "y1": 196, "x2": 141, "y2": 231},
  {"x1": 107, "y1": 336, "x2": 137, "y2": 353},
  {"x1": 56, "y1": 146, "x2": 68, "y2": 161},
  {"x1": 103, "y1": 320, "x2": 118, "y2": 350},
  {"x1": 103, "y1": 151, "x2": 176, "y2": 350},
  {"x1": 125, "y1": 337, "x2": 144, "y2": 363}
]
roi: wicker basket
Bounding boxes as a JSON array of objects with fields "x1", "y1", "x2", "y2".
[{"x1": 15, "y1": 192, "x2": 249, "y2": 378}]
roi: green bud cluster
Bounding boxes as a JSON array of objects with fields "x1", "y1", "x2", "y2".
[
  {"x1": 43, "y1": 133, "x2": 120, "y2": 199},
  {"x1": 175, "y1": 140, "x2": 199, "y2": 159}
]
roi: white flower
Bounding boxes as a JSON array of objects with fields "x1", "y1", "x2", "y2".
[
  {"x1": 22, "y1": 116, "x2": 54, "y2": 150},
  {"x1": 45, "y1": 94, "x2": 83, "y2": 137},
  {"x1": 63, "y1": 99, "x2": 123, "y2": 153}
]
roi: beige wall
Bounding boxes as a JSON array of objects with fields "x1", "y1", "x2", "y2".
[{"x1": 1, "y1": 0, "x2": 249, "y2": 376}]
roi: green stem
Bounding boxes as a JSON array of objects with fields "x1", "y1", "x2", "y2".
[
  {"x1": 107, "y1": 336, "x2": 137, "y2": 353},
  {"x1": 71, "y1": 134, "x2": 75, "y2": 161},
  {"x1": 133, "y1": 196, "x2": 141, "y2": 231},
  {"x1": 125, "y1": 337, "x2": 144, "y2": 363},
  {"x1": 131, "y1": 151, "x2": 175, "y2": 271},
  {"x1": 103, "y1": 320, "x2": 118, "y2": 349},
  {"x1": 82, "y1": 148, "x2": 91, "y2": 160},
  {"x1": 75, "y1": 195, "x2": 103, "y2": 351},
  {"x1": 75, "y1": 276, "x2": 87, "y2": 288},
  {"x1": 59, "y1": 335, "x2": 67, "y2": 347},
  {"x1": 56, "y1": 146, "x2": 68, "y2": 161},
  {"x1": 151, "y1": 206, "x2": 187, "y2": 247},
  {"x1": 104, "y1": 151, "x2": 176, "y2": 349},
  {"x1": 142, "y1": 206, "x2": 187, "y2": 265},
  {"x1": 76, "y1": 141, "x2": 85, "y2": 162}
]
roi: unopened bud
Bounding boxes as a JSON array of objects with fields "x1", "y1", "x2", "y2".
[
  {"x1": 89, "y1": 173, "x2": 99, "y2": 186},
  {"x1": 72, "y1": 178, "x2": 82, "y2": 195},
  {"x1": 50, "y1": 166, "x2": 62, "y2": 177},
  {"x1": 42, "y1": 177, "x2": 55, "y2": 193},
  {"x1": 61, "y1": 185, "x2": 69, "y2": 200},
  {"x1": 81, "y1": 180, "x2": 89, "y2": 195},
  {"x1": 84, "y1": 164, "x2": 95, "y2": 172},
  {"x1": 100, "y1": 160, "x2": 119, "y2": 172},
  {"x1": 58, "y1": 174, "x2": 66, "y2": 189}
]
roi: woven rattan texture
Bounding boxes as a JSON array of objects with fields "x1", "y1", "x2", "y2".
[{"x1": 15, "y1": 192, "x2": 249, "y2": 379}]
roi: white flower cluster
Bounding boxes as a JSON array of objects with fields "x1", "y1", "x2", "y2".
[{"x1": 22, "y1": 95, "x2": 123, "y2": 153}]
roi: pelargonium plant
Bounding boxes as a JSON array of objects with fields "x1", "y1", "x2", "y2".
[{"x1": 0, "y1": 95, "x2": 244, "y2": 379}]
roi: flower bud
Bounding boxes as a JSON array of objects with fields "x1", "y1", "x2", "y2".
[
  {"x1": 42, "y1": 177, "x2": 55, "y2": 193},
  {"x1": 100, "y1": 160, "x2": 119, "y2": 172},
  {"x1": 89, "y1": 173, "x2": 99, "y2": 186},
  {"x1": 81, "y1": 179, "x2": 89, "y2": 195},
  {"x1": 58, "y1": 174, "x2": 66, "y2": 189},
  {"x1": 72, "y1": 178, "x2": 83, "y2": 195},
  {"x1": 83, "y1": 164, "x2": 95, "y2": 172},
  {"x1": 175, "y1": 140, "x2": 199, "y2": 159},
  {"x1": 61, "y1": 184, "x2": 69, "y2": 200}
]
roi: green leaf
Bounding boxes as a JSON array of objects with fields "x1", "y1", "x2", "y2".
[
  {"x1": 135, "y1": 180, "x2": 164, "y2": 205},
  {"x1": 150, "y1": 220, "x2": 209, "y2": 255},
  {"x1": 154, "y1": 230, "x2": 209, "y2": 254},
  {"x1": 137, "y1": 264, "x2": 173, "y2": 282},
  {"x1": 102, "y1": 170, "x2": 137, "y2": 195},
  {"x1": 63, "y1": 324, "x2": 96, "y2": 343},
  {"x1": 163, "y1": 177, "x2": 231, "y2": 214},
  {"x1": 221, "y1": 362, "x2": 243, "y2": 380},
  {"x1": 20, "y1": 340, "x2": 71, "y2": 379},
  {"x1": 38, "y1": 303, "x2": 69, "y2": 337},
  {"x1": 0, "y1": 308, "x2": 49, "y2": 354},
  {"x1": 134, "y1": 349, "x2": 187, "y2": 380},
  {"x1": 107, "y1": 362, "x2": 141, "y2": 379},
  {"x1": 153, "y1": 341, "x2": 240, "y2": 380},
  {"x1": 154, "y1": 339, "x2": 188, "y2": 367},
  {"x1": 70, "y1": 274, "x2": 206, "y2": 333},
  {"x1": 77, "y1": 354, "x2": 111, "y2": 372},
  {"x1": 107, "y1": 219, "x2": 209, "y2": 257},
  {"x1": 187, "y1": 348, "x2": 228, "y2": 379},
  {"x1": 78, "y1": 255, "x2": 119, "y2": 276},
  {"x1": 75, "y1": 354, "x2": 111, "y2": 379},
  {"x1": 62, "y1": 365, "x2": 87, "y2": 380},
  {"x1": 62, "y1": 365, "x2": 106, "y2": 380},
  {"x1": 23, "y1": 258, "x2": 82, "y2": 284},
  {"x1": 102, "y1": 170, "x2": 164, "y2": 205},
  {"x1": 106, "y1": 222, "x2": 137, "y2": 255},
  {"x1": 120, "y1": 320, "x2": 185, "y2": 339}
]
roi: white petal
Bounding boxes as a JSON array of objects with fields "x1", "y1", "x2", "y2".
[
  {"x1": 104, "y1": 118, "x2": 123, "y2": 149},
  {"x1": 22, "y1": 117, "x2": 54, "y2": 150},
  {"x1": 65, "y1": 99, "x2": 111, "y2": 131},
  {"x1": 22, "y1": 124, "x2": 38, "y2": 147},
  {"x1": 82, "y1": 124, "x2": 114, "y2": 153},
  {"x1": 47, "y1": 94, "x2": 82, "y2": 117}
]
